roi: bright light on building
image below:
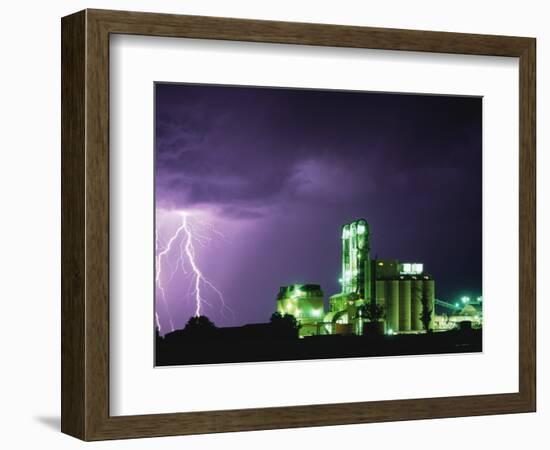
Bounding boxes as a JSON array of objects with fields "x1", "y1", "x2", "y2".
[
  {"x1": 387, "y1": 328, "x2": 394, "y2": 335},
  {"x1": 400, "y1": 262, "x2": 423, "y2": 275},
  {"x1": 461, "y1": 296, "x2": 470, "y2": 304}
]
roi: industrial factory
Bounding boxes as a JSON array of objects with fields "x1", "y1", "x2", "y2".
[{"x1": 276, "y1": 219, "x2": 482, "y2": 337}]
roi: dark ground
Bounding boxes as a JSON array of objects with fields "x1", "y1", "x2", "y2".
[{"x1": 156, "y1": 328, "x2": 482, "y2": 366}]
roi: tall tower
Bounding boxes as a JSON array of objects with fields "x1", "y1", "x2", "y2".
[{"x1": 341, "y1": 219, "x2": 370, "y2": 300}]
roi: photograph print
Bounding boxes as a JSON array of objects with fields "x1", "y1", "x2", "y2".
[{"x1": 154, "y1": 83, "x2": 483, "y2": 367}]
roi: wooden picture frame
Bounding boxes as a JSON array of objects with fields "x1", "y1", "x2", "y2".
[{"x1": 61, "y1": 9, "x2": 536, "y2": 441}]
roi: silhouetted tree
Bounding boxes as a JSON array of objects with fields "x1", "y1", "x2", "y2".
[
  {"x1": 354, "y1": 302, "x2": 385, "y2": 335},
  {"x1": 420, "y1": 288, "x2": 433, "y2": 334},
  {"x1": 356, "y1": 302, "x2": 385, "y2": 322},
  {"x1": 270, "y1": 312, "x2": 301, "y2": 339},
  {"x1": 183, "y1": 315, "x2": 217, "y2": 340},
  {"x1": 410, "y1": 282, "x2": 433, "y2": 334}
]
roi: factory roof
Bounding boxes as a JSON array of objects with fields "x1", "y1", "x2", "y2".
[{"x1": 376, "y1": 274, "x2": 433, "y2": 281}]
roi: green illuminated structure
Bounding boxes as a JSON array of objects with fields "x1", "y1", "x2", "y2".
[
  {"x1": 340, "y1": 219, "x2": 370, "y2": 300},
  {"x1": 276, "y1": 284, "x2": 324, "y2": 337},
  {"x1": 374, "y1": 269, "x2": 435, "y2": 333},
  {"x1": 275, "y1": 219, "x2": 439, "y2": 337}
]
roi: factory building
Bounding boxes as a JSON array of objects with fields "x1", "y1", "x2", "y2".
[
  {"x1": 374, "y1": 266, "x2": 435, "y2": 334},
  {"x1": 275, "y1": 219, "x2": 437, "y2": 336},
  {"x1": 276, "y1": 284, "x2": 325, "y2": 337}
]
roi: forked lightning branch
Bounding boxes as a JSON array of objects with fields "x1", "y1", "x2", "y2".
[{"x1": 155, "y1": 211, "x2": 230, "y2": 333}]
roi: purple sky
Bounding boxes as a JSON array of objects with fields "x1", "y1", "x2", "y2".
[{"x1": 154, "y1": 83, "x2": 482, "y2": 333}]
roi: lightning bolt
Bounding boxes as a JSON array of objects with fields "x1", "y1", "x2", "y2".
[
  {"x1": 156, "y1": 222, "x2": 187, "y2": 332},
  {"x1": 181, "y1": 213, "x2": 232, "y2": 318},
  {"x1": 155, "y1": 210, "x2": 233, "y2": 334},
  {"x1": 155, "y1": 311, "x2": 162, "y2": 333}
]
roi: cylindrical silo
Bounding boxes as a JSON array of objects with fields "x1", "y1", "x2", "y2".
[
  {"x1": 398, "y1": 279, "x2": 411, "y2": 332},
  {"x1": 411, "y1": 279, "x2": 423, "y2": 331},
  {"x1": 375, "y1": 280, "x2": 385, "y2": 309},
  {"x1": 373, "y1": 279, "x2": 386, "y2": 334},
  {"x1": 423, "y1": 278, "x2": 435, "y2": 330},
  {"x1": 385, "y1": 280, "x2": 399, "y2": 333}
]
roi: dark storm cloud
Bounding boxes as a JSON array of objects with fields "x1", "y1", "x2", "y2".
[{"x1": 156, "y1": 84, "x2": 480, "y2": 216}]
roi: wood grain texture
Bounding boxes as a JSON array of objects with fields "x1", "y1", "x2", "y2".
[
  {"x1": 518, "y1": 38, "x2": 536, "y2": 409},
  {"x1": 61, "y1": 10, "x2": 86, "y2": 439},
  {"x1": 60, "y1": 9, "x2": 537, "y2": 441}
]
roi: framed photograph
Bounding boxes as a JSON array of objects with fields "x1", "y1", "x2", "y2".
[{"x1": 61, "y1": 9, "x2": 536, "y2": 440}]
